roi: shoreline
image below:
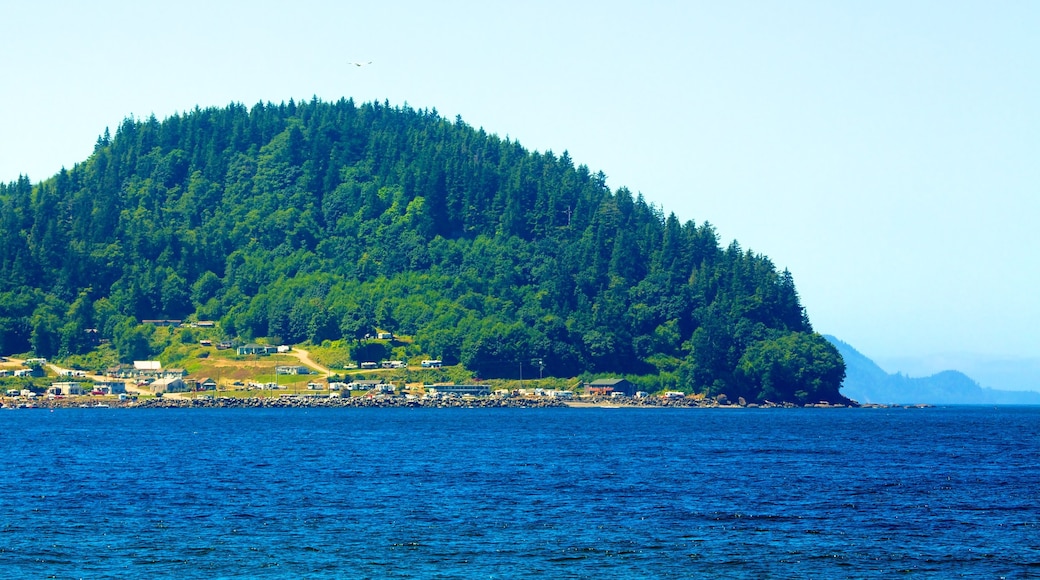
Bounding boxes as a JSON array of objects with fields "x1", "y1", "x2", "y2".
[{"x1": 2, "y1": 396, "x2": 919, "y2": 410}]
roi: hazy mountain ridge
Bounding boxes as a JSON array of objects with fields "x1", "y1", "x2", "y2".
[
  {"x1": 878, "y1": 353, "x2": 1040, "y2": 394},
  {"x1": 826, "y1": 335, "x2": 1040, "y2": 405}
]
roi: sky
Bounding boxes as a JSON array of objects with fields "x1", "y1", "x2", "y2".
[{"x1": 2, "y1": 1, "x2": 1038, "y2": 388}]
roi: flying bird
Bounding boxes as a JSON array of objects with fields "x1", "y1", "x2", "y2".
[{"x1": 350, "y1": 61, "x2": 373, "y2": 67}]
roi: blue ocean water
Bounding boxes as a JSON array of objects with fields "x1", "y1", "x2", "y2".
[{"x1": 1, "y1": 406, "x2": 1038, "y2": 578}]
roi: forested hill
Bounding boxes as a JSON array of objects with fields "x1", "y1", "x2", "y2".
[{"x1": 0, "y1": 98, "x2": 846, "y2": 403}]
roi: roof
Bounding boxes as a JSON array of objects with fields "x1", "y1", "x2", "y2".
[
  {"x1": 589, "y1": 378, "x2": 628, "y2": 386},
  {"x1": 133, "y1": 360, "x2": 162, "y2": 371}
]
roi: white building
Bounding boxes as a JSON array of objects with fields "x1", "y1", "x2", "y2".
[
  {"x1": 94, "y1": 381, "x2": 127, "y2": 395},
  {"x1": 49, "y1": 382, "x2": 85, "y2": 396},
  {"x1": 134, "y1": 360, "x2": 162, "y2": 373},
  {"x1": 426, "y1": 384, "x2": 490, "y2": 397},
  {"x1": 150, "y1": 377, "x2": 188, "y2": 394}
]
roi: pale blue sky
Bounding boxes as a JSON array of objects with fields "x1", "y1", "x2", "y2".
[{"x1": 2, "y1": 1, "x2": 1038, "y2": 385}]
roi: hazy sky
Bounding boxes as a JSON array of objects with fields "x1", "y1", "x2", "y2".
[{"x1": 2, "y1": 1, "x2": 1038, "y2": 371}]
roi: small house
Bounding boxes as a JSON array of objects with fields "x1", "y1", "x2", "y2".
[
  {"x1": 426, "y1": 384, "x2": 491, "y2": 397},
  {"x1": 106, "y1": 365, "x2": 135, "y2": 378},
  {"x1": 49, "y1": 382, "x2": 85, "y2": 396},
  {"x1": 586, "y1": 378, "x2": 635, "y2": 397},
  {"x1": 95, "y1": 381, "x2": 127, "y2": 394},
  {"x1": 348, "y1": 379, "x2": 386, "y2": 392},
  {"x1": 150, "y1": 377, "x2": 188, "y2": 394},
  {"x1": 237, "y1": 344, "x2": 279, "y2": 356},
  {"x1": 134, "y1": 360, "x2": 162, "y2": 374}
]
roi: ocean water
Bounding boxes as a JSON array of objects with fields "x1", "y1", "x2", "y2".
[{"x1": 1, "y1": 406, "x2": 1038, "y2": 579}]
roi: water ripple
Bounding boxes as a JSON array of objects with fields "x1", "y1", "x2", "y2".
[{"x1": 0, "y1": 406, "x2": 1037, "y2": 578}]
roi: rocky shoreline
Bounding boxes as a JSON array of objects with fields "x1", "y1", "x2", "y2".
[
  {"x1": 5, "y1": 395, "x2": 922, "y2": 410},
  {"x1": 7, "y1": 395, "x2": 569, "y2": 410}
]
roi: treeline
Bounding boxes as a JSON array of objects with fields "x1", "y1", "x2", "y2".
[{"x1": 0, "y1": 98, "x2": 845, "y2": 403}]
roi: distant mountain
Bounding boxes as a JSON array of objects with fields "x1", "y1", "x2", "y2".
[
  {"x1": 877, "y1": 353, "x2": 1040, "y2": 393},
  {"x1": 825, "y1": 336, "x2": 1040, "y2": 405}
]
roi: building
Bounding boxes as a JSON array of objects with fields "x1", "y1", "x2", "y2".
[
  {"x1": 134, "y1": 360, "x2": 162, "y2": 373},
  {"x1": 586, "y1": 378, "x2": 635, "y2": 397},
  {"x1": 197, "y1": 378, "x2": 218, "y2": 391},
  {"x1": 49, "y1": 382, "x2": 85, "y2": 396},
  {"x1": 94, "y1": 381, "x2": 127, "y2": 395},
  {"x1": 348, "y1": 379, "x2": 386, "y2": 391},
  {"x1": 111, "y1": 361, "x2": 183, "y2": 380},
  {"x1": 150, "y1": 377, "x2": 188, "y2": 394},
  {"x1": 421, "y1": 359, "x2": 442, "y2": 368},
  {"x1": 275, "y1": 365, "x2": 311, "y2": 375},
  {"x1": 106, "y1": 365, "x2": 133, "y2": 378},
  {"x1": 237, "y1": 344, "x2": 280, "y2": 356},
  {"x1": 426, "y1": 384, "x2": 491, "y2": 397},
  {"x1": 56, "y1": 369, "x2": 87, "y2": 377}
]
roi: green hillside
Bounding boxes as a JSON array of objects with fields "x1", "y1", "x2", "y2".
[{"x1": 0, "y1": 98, "x2": 846, "y2": 403}]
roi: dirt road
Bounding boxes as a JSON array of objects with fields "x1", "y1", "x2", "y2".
[{"x1": 288, "y1": 348, "x2": 332, "y2": 376}]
